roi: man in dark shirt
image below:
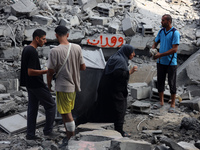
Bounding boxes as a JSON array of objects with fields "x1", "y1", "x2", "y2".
[{"x1": 20, "y1": 29, "x2": 57, "y2": 140}]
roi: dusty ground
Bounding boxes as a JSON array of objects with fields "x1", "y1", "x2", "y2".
[{"x1": 123, "y1": 97, "x2": 200, "y2": 146}]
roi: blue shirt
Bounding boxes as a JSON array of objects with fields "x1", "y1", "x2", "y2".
[{"x1": 155, "y1": 27, "x2": 180, "y2": 65}]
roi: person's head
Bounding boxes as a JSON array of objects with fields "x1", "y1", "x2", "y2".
[
  {"x1": 161, "y1": 14, "x2": 172, "y2": 28},
  {"x1": 119, "y1": 44, "x2": 135, "y2": 60},
  {"x1": 55, "y1": 25, "x2": 69, "y2": 39},
  {"x1": 32, "y1": 29, "x2": 47, "y2": 47}
]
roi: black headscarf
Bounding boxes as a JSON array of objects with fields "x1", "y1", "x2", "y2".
[{"x1": 105, "y1": 44, "x2": 135, "y2": 75}]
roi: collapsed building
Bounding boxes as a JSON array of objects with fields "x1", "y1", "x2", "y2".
[{"x1": 0, "y1": 0, "x2": 200, "y2": 149}]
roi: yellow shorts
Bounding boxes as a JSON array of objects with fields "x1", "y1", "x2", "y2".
[{"x1": 56, "y1": 91, "x2": 76, "y2": 114}]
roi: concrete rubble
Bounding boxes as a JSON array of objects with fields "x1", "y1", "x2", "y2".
[{"x1": 0, "y1": 0, "x2": 200, "y2": 149}]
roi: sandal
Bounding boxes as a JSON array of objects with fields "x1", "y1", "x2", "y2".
[
  {"x1": 168, "y1": 107, "x2": 175, "y2": 113},
  {"x1": 153, "y1": 103, "x2": 163, "y2": 109}
]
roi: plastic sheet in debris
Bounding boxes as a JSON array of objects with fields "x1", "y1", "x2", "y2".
[{"x1": 82, "y1": 48, "x2": 106, "y2": 69}]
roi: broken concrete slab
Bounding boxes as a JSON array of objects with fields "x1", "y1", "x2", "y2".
[
  {"x1": 0, "y1": 111, "x2": 45, "y2": 135},
  {"x1": 68, "y1": 140, "x2": 111, "y2": 150},
  {"x1": 68, "y1": 29, "x2": 85, "y2": 43},
  {"x1": 77, "y1": 123, "x2": 113, "y2": 132},
  {"x1": 0, "y1": 25, "x2": 12, "y2": 37},
  {"x1": 79, "y1": 130, "x2": 122, "y2": 140},
  {"x1": 179, "y1": 97, "x2": 200, "y2": 111},
  {"x1": 70, "y1": 15, "x2": 80, "y2": 27},
  {"x1": 160, "y1": 137, "x2": 185, "y2": 150},
  {"x1": 177, "y1": 50, "x2": 200, "y2": 86},
  {"x1": 178, "y1": 141, "x2": 199, "y2": 150},
  {"x1": 110, "y1": 138, "x2": 152, "y2": 150},
  {"x1": 185, "y1": 54, "x2": 200, "y2": 84},
  {"x1": 0, "y1": 84, "x2": 6, "y2": 93},
  {"x1": 11, "y1": 0, "x2": 38, "y2": 17},
  {"x1": 195, "y1": 140, "x2": 200, "y2": 149},
  {"x1": 0, "y1": 93, "x2": 10, "y2": 100},
  {"x1": 130, "y1": 35, "x2": 154, "y2": 50},
  {"x1": 0, "y1": 79, "x2": 19, "y2": 93},
  {"x1": 178, "y1": 41, "x2": 198, "y2": 55},
  {"x1": 0, "y1": 99, "x2": 16, "y2": 114},
  {"x1": 32, "y1": 15, "x2": 53, "y2": 25}
]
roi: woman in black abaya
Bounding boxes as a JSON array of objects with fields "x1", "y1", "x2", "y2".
[{"x1": 94, "y1": 44, "x2": 137, "y2": 137}]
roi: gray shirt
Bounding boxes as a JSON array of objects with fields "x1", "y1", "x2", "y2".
[{"x1": 48, "y1": 43, "x2": 85, "y2": 92}]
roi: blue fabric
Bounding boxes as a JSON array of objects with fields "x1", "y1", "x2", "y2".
[
  {"x1": 155, "y1": 27, "x2": 180, "y2": 65},
  {"x1": 105, "y1": 44, "x2": 135, "y2": 74}
]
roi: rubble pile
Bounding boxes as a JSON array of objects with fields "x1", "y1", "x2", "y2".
[{"x1": 0, "y1": 0, "x2": 200, "y2": 150}]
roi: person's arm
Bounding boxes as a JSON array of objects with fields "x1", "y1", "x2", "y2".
[
  {"x1": 28, "y1": 68, "x2": 47, "y2": 76},
  {"x1": 47, "y1": 68, "x2": 54, "y2": 91},
  {"x1": 129, "y1": 66, "x2": 138, "y2": 75},
  {"x1": 152, "y1": 41, "x2": 158, "y2": 49},
  {"x1": 153, "y1": 44, "x2": 178, "y2": 59},
  {"x1": 80, "y1": 63, "x2": 86, "y2": 71}
]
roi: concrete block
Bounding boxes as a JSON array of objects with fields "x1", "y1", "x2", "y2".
[
  {"x1": 110, "y1": 138, "x2": 152, "y2": 150},
  {"x1": 70, "y1": 15, "x2": 80, "y2": 26},
  {"x1": 82, "y1": 0, "x2": 100, "y2": 12},
  {"x1": 180, "y1": 92, "x2": 191, "y2": 100},
  {"x1": 90, "y1": 16, "x2": 108, "y2": 25},
  {"x1": 108, "y1": 23, "x2": 119, "y2": 34},
  {"x1": 130, "y1": 84, "x2": 151, "y2": 99},
  {"x1": 32, "y1": 15, "x2": 53, "y2": 25},
  {"x1": 151, "y1": 88, "x2": 171, "y2": 102},
  {"x1": 96, "y1": 3, "x2": 115, "y2": 17},
  {"x1": 122, "y1": 18, "x2": 136, "y2": 36},
  {"x1": 11, "y1": 0, "x2": 37, "y2": 17},
  {"x1": 131, "y1": 100, "x2": 151, "y2": 114},
  {"x1": 137, "y1": 23, "x2": 143, "y2": 33},
  {"x1": 59, "y1": 18, "x2": 70, "y2": 26},
  {"x1": 142, "y1": 24, "x2": 154, "y2": 37}
]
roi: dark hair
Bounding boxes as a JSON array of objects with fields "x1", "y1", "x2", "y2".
[
  {"x1": 32, "y1": 29, "x2": 46, "y2": 39},
  {"x1": 55, "y1": 25, "x2": 69, "y2": 36},
  {"x1": 163, "y1": 14, "x2": 172, "y2": 23}
]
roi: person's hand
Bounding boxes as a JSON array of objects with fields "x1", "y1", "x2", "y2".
[
  {"x1": 129, "y1": 66, "x2": 138, "y2": 74},
  {"x1": 153, "y1": 52, "x2": 161, "y2": 59}
]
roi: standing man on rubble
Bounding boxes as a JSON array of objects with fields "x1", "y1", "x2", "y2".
[
  {"x1": 151, "y1": 14, "x2": 180, "y2": 113},
  {"x1": 47, "y1": 25, "x2": 86, "y2": 147},
  {"x1": 20, "y1": 29, "x2": 58, "y2": 140}
]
